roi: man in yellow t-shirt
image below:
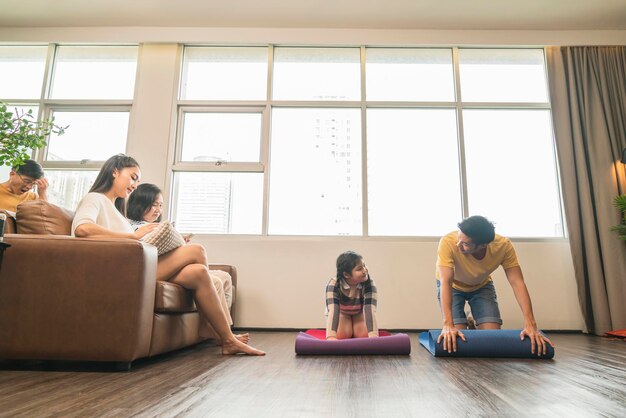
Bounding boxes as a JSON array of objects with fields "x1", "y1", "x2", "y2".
[
  {"x1": 435, "y1": 215, "x2": 553, "y2": 356},
  {"x1": 0, "y1": 160, "x2": 48, "y2": 212}
]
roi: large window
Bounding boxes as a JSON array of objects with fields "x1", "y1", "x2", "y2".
[
  {"x1": 269, "y1": 108, "x2": 362, "y2": 236},
  {"x1": 458, "y1": 49, "x2": 560, "y2": 237},
  {"x1": 172, "y1": 47, "x2": 268, "y2": 234},
  {"x1": 462, "y1": 109, "x2": 562, "y2": 237},
  {"x1": 458, "y1": 49, "x2": 549, "y2": 103},
  {"x1": 0, "y1": 45, "x2": 139, "y2": 210},
  {"x1": 366, "y1": 48, "x2": 455, "y2": 102},
  {"x1": 0, "y1": 46, "x2": 48, "y2": 180},
  {"x1": 0, "y1": 46, "x2": 48, "y2": 100},
  {"x1": 269, "y1": 47, "x2": 364, "y2": 236},
  {"x1": 180, "y1": 46, "x2": 268, "y2": 101},
  {"x1": 174, "y1": 46, "x2": 564, "y2": 237},
  {"x1": 172, "y1": 108, "x2": 265, "y2": 234},
  {"x1": 49, "y1": 46, "x2": 137, "y2": 100},
  {"x1": 46, "y1": 46, "x2": 137, "y2": 210},
  {"x1": 2, "y1": 44, "x2": 562, "y2": 237},
  {"x1": 366, "y1": 109, "x2": 461, "y2": 236},
  {"x1": 272, "y1": 47, "x2": 361, "y2": 101}
]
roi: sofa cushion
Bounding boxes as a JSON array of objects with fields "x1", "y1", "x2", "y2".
[
  {"x1": 16, "y1": 200, "x2": 74, "y2": 235},
  {"x1": 155, "y1": 280, "x2": 198, "y2": 313}
]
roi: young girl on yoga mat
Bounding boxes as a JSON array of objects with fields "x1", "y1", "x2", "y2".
[{"x1": 325, "y1": 251, "x2": 379, "y2": 340}]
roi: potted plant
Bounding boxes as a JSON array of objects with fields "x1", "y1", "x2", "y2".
[
  {"x1": 611, "y1": 194, "x2": 626, "y2": 240},
  {"x1": 0, "y1": 101, "x2": 66, "y2": 169}
]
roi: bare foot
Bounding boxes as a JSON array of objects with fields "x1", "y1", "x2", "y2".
[{"x1": 222, "y1": 337, "x2": 265, "y2": 356}]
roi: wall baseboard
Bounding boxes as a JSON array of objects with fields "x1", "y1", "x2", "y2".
[{"x1": 234, "y1": 327, "x2": 584, "y2": 334}]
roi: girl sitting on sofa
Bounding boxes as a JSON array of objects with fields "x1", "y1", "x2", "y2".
[
  {"x1": 126, "y1": 183, "x2": 239, "y2": 343},
  {"x1": 71, "y1": 154, "x2": 264, "y2": 356}
]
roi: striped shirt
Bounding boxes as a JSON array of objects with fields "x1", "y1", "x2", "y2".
[{"x1": 325, "y1": 277, "x2": 378, "y2": 338}]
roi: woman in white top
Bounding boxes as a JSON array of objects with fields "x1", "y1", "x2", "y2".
[{"x1": 72, "y1": 154, "x2": 264, "y2": 356}]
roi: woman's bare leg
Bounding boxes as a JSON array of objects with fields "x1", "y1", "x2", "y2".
[
  {"x1": 157, "y1": 244, "x2": 238, "y2": 325},
  {"x1": 159, "y1": 254, "x2": 264, "y2": 355},
  {"x1": 159, "y1": 246, "x2": 249, "y2": 343},
  {"x1": 157, "y1": 244, "x2": 207, "y2": 281},
  {"x1": 199, "y1": 321, "x2": 249, "y2": 345}
]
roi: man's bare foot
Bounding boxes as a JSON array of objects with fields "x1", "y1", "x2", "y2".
[{"x1": 222, "y1": 337, "x2": 265, "y2": 356}]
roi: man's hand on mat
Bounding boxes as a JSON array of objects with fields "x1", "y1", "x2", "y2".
[
  {"x1": 520, "y1": 327, "x2": 554, "y2": 356},
  {"x1": 437, "y1": 325, "x2": 466, "y2": 353}
]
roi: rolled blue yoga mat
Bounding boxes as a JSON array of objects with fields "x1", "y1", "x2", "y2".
[{"x1": 419, "y1": 329, "x2": 555, "y2": 359}]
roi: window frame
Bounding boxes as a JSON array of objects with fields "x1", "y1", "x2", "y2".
[
  {"x1": 40, "y1": 104, "x2": 133, "y2": 169},
  {"x1": 454, "y1": 47, "x2": 564, "y2": 238},
  {"x1": 173, "y1": 105, "x2": 267, "y2": 173},
  {"x1": 32, "y1": 44, "x2": 138, "y2": 169},
  {"x1": 172, "y1": 45, "x2": 565, "y2": 238},
  {"x1": 1, "y1": 43, "x2": 565, "y2": 238},
  {"x1": 0, "y1": 43, "x2": 139, "y2": 210}
]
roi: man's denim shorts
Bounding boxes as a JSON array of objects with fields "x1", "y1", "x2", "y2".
[{"x1": 436, "y1": 280, "x2": 503, "y2": 326}]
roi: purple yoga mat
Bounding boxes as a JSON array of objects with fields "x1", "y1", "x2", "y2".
[{"x1": 295, "y1": 332, "x2": 411, "y2": 355}]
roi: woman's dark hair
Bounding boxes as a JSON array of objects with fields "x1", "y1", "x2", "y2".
[
  {"x1": 336, "y1": 251, "x2": 364, "y2": 281},
  {"x1": 127, "y1": 183, "x2": 163, "y2": 222},
  {"x1": 458, "y1": 215, "x2": 496, "y2": 245},
  {"x1": 13, "y1": 159, "x2": 44, "y2": 179},
  {"x1": 89, "y1": 154, "x2": 140, "y2": 214}
]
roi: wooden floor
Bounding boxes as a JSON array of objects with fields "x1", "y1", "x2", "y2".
[{"x1": 0, "y1": 332, "x2": 625, "y2": 417}]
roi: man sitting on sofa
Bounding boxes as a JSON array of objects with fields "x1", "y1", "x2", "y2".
[{"x1": 0, "y1": 159, "x2": 48, "y2": 212}]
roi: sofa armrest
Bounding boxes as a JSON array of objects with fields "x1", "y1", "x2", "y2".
[
  {"x1": 0, "y1": 235, "x2": 158, "y2": 363},
  {"x1": 0, "y1": 210, "x2": 16, "y2": 234}
]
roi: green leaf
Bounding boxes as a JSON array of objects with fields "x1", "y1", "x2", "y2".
[{"x1": 0, "y1": 100, "x2": 69, "y2": 168}]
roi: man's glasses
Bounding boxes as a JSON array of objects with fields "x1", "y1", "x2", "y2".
[
  {"x1": 17, "y1": 173, "x2": 36, "y2": 186},
  {"x1": 457, "y1": 240, "x2": 476, "y2": 250}
]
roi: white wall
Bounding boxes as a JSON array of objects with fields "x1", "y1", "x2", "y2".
[
  {"x1": 3, "y1": 28, "x2": 608, "y2": 331},
  {"x1": 192, "y1": 236, "x2": 582, "y2": 330},
  {"x1": 126, "y1": 41, "x2": 588, "y2": 330}
]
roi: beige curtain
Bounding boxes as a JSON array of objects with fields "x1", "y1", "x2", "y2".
[{"x1": 545, "y1": 46, "x2": 626, "y2": 335}]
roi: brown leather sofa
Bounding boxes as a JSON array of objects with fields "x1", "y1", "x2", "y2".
[{"x1": 0, "y1": 200, "x2": 237, "y2": 369}]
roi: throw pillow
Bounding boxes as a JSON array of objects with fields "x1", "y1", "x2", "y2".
[
  {"x1": 16, "y1": 200, "x2": 74, "y2": 235},
  {"x1": 142, "y1": 221, "x2": 186, "y2": 256}
]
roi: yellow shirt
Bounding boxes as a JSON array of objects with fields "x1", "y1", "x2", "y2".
[
  {"x1": 435, "y1": 231, "x2": 520, "y2": 292},
  {"x1": 0, "y1": 184, "x2": 37, "y2": 212}
]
